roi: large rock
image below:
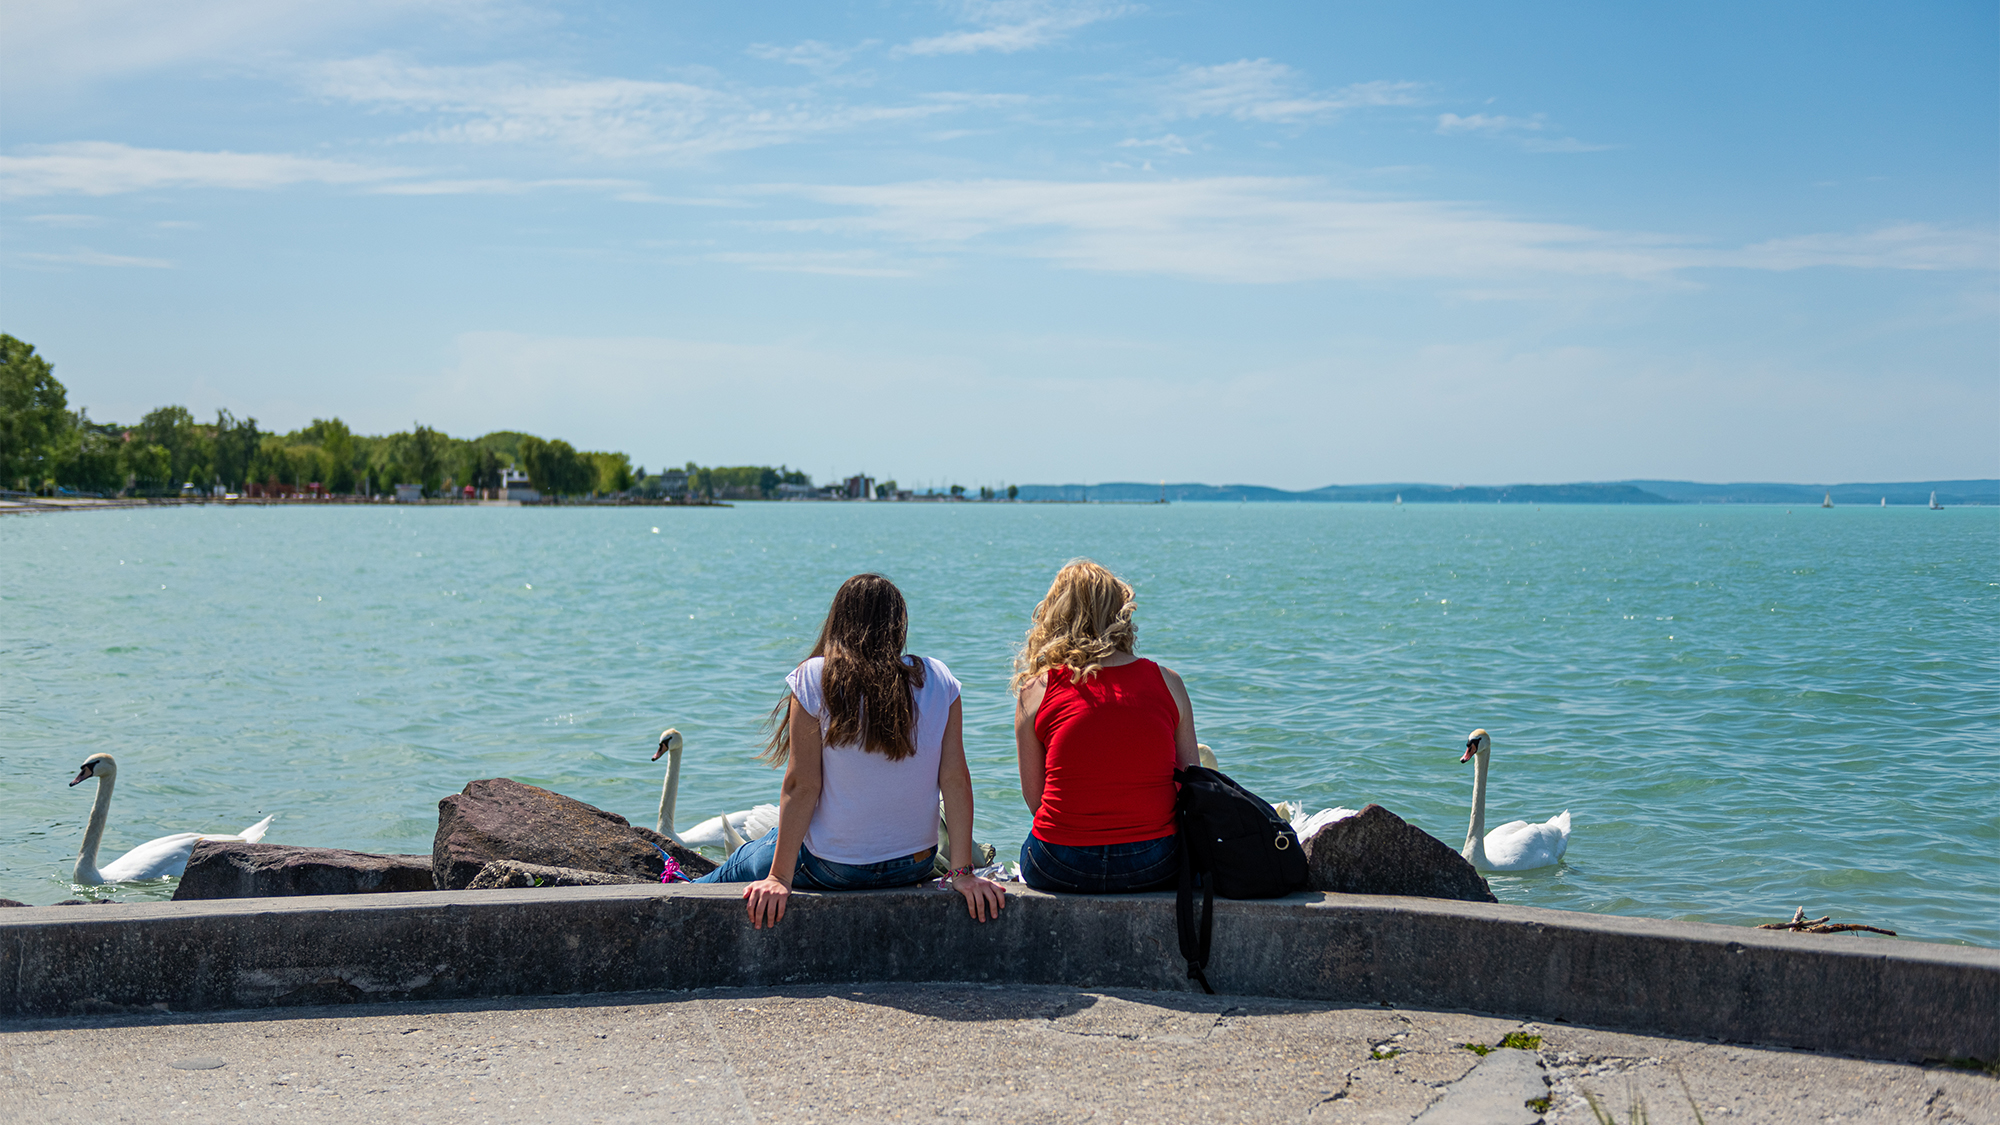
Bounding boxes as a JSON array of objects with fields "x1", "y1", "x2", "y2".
[
  {"x1": 466, "y1": 861, "x2": 652, "y2": 889},
  {"x1": 1302, "y1": 804, "x2": 1497, "y2": 903},
  {"x1": 432, "y1": 778, "x2": 716, "y2": 890},
  {"x1": 0, "y1": 899, "x2": 28, "y2": 908},
  {"x1": 173, "y1": 841, "x2": 436, "y2": 900}
]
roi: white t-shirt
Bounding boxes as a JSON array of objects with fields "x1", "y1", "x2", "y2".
[{"x1": 786, "y1": 654, "x2": 960, "y2": 865}]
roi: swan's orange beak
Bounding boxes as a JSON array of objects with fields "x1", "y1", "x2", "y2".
[
  {"x1": 69, "y1": 763, "x2": 93, "y2": 786},
  {"x1": 1460, "y1": 742, "x2": 1477, "y2": 764},
  {"x1": 652, "y1": 745, "x2": 668, "y2": 761}
]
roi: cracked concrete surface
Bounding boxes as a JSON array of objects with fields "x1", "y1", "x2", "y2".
[{"x1": 2, "y1": 984, "x2": 1992, "y2": 1124}]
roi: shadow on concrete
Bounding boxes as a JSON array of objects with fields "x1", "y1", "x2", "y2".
[{"x1": 0, "y1": 981, "x2": 1432, "y2": 1035}]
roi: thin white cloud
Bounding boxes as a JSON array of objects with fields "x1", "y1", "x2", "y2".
[
  {"x1": 0, "y1": 0, "x2": 515, "y2": 92},
  {"x1": 1118, "y1": 134, "x2": 1192, "y2": 155},
  {"x1": 754, "y1": 177, "x2": 1997, "y2": 283},
  {"x1": 311, "y1": 55, "x2": 954, "y2": 160},
  {"x1": 0, "y1": 141, "x2": 404, "y2": 198},
  {"x1": 369, "y1": 176, "x2": 645, "y2": 196},
  {"x1": 705, "y1": 250, "x2": 920, "y2": 278},
  {"x1": 745, "y1": 39, "x2": 866, "y2": 75},
  {"x1": 895, "y1": 1, "x2": 1136, "y2": 57},
  {"x1": 1166, "y1": 61, "x2": 1423, "y2": 123},
  {"x1": 21, "y1": 247, "x2": 173, "y2": 268},
  {"x1": 1728, "y1": 224, "x2": 1998, "y2": 272},
  {"x1": 1436, "y1": 112, "x2": 1610, "y2": 152},
  {"x1": 22, "y1": 213, "x2": 106, "y2": 227},
  {"x1": 1436, "y1": 112, "x2": 1540, "y2": 134}
]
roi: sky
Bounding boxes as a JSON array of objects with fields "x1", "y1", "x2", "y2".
[{"x1": 1, "y1": 0, "x2": 1994, "y2": 489}]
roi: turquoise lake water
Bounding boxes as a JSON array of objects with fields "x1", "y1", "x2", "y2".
[{"x1": 2, "y1": 502, "x2": 1994, "y2": 945}]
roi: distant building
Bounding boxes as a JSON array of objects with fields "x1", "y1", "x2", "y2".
[
  {"x1": 499, "y1": 468, "x2": 539, "y2": 502},
  {"x1": 394, "y1": 483, "x2": 424, "y2": 503},
  {"x1": 844, "y1": 474, "x2": 874, "y2": 500},
  {"x1": 776, "y1": 482, "x2": 815, "y2": 499},
  {"x1": 659, "y1": 469, "x2": 688, "y2": 496}
]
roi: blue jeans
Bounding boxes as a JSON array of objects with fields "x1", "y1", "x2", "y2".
[
  {"x1": 693, "y1": 830, "x2": 936, "y2": 891},
  {"x1": 1019, "y1": 832, "x2": 1178, "y2": 894}
]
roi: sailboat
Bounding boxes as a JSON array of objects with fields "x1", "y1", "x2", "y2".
[
  {"x1": 1930, "y1": 491, "x2": 1943, "y2": 510},
  {"x1": 1880, "y1": 497, "x2": 1886, "y2": 506},
  {"x1": 1822, "y1": 492, "x2": 1833, "y2": 508},
  {"x1": 1395, "y1": 493, "x2": 1403, "y2": 506}
]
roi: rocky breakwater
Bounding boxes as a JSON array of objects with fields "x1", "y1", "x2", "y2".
[
  {"x1": 1300, "y1": 804, "x2": 1496, "y2": 902},
  {"x1": 173, "y1": 843, "x2": 436, "y2": 900},
  {"x1": 433, "y1": 777, "x2": 716, "y2": 890},
  {"x1": 166, "y1": 777, "x2": 718, "y2": 900}
]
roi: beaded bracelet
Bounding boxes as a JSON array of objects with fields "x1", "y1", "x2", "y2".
[{"x1": 945, "y1": 865, "x2": 975, "y2": 881}]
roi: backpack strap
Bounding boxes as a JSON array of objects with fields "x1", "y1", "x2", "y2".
[{"x1": 1176, "y1": 823, "x2": 1216, "y2": 995}]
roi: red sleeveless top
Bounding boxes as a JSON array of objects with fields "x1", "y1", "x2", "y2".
[{"x1": 1031, "y1": 658, "x2": 1180, "y2": 846}]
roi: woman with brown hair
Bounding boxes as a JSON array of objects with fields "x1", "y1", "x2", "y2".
[
  {"x1": 1014, "y1": 559, "x2": 1201, "y2": 893},
  {"x1": 696, "y1": 573, "x2": 1006, "y2": 929}
]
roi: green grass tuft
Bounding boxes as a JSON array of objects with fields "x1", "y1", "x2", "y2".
[
  {"x1": 1499, "y1": 1032, "x2": 1544, "y2": 1051},
  {"x1": 1936, "y1": 1056, "x2": 1999, "y2": 1077},
  {"x1": 1370, "y1": 1046, "x2": 1401, "y2": 1060},
  {"x1": 1459, "y1": 1042, "x2": 1492, "y2": 1056},
  {"x1": 1526, "y1": 1095, "x2": 1551, "y2": 1113}
]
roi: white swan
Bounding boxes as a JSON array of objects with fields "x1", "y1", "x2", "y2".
[
  {"x1": 652, "y1": 729, "x2": 778, "y2": 851},
  {"x1": 1276, "y1": 803, "x2": 1362, "y2": 840},
  {"x1": 69, "y1": 753, "x2": 274, "y2": 884},
  {"x1": 1458, "y1": 729, "x2": 1570, "y2": 871}
]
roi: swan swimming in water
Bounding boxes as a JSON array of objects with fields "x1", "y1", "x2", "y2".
[
  {"x1": 1458, "y1": 729, "x2": 1570, "y2": 871},
  {"x1": 652, "y1": 729, "x2": 779, "y2": 851},
  {"x1": 69, "y1": 754, "x2": 274, "y2": 884}
]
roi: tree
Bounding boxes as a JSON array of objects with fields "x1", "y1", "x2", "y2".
[
  {"x1": 299, "y1": 417, "x2": 357, "y2": 492},
  {"x1": 407, "y1": 424, "x2": 445, "y2": 496},
  {"x1": 0, "y1": 334, "x2": 69, "y2": 491},
  {"x1": 210, "y1": 409, "x2": 261, "y2": 492},
  {"x1": 521, "y1": 435, "x2": 590, "y2": 499},
  {"x1": 136, "y1": 405, "x2": 210, "y2": 491},
  {"x1": 585, "y1": 450, "x2": 634, "y2": 495},
  {"x1": 55, "y1": 409, "x2": 123, "y2": 495},
  {"x1": 1007, "y1": 483, "x2": 1018, "y2": 501},
  {"x1": 949, "y1": 483, "x2": 965, "y2": 498}
]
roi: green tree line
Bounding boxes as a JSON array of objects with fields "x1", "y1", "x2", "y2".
[{"x1": 0, "y1": 334, "x2": 645, "y2": 499}]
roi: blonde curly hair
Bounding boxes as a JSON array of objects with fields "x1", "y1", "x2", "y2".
[{"x1": 1012, "y1": 559, "x2": 1137, "y2": 693}]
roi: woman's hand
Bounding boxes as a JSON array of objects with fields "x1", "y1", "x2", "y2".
[
  {"x1": 744, "y1": 876, "x2": 792, "y2": 929},
  {"x1": 950, "y1": 873, "x2": 1007, "y2": 922}
]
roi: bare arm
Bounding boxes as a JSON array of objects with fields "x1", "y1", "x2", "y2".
[
  {"x1": 1157, "y1": 664, "x2": 1201, "y2": 769},
  {"x1": 937, "y1": 697, "x2": 1004, "y2": 921},
  {"x1": 743, "y1": 697, "x2": 823, "y2": 929},
  {"x1": 1015, "y1": 677, "x2": 1048, "y2": 812}
]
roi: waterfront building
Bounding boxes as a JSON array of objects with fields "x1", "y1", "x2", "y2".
[{"x1": 499, "y1": 468, "x2": 539, "y2": 502}]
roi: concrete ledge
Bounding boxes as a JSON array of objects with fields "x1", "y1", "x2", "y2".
[{"x1": 2, "y1": 885, "x2": 1992, "y2": 1063}]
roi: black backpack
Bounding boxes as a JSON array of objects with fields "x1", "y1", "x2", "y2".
[{"x1": 1174, "y1": 765, "x2": 1309, "y2": 993}]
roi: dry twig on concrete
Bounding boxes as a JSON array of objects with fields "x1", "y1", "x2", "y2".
[{"x1": 1756, "y1": 905, "x2": 1897, "y2": 936}]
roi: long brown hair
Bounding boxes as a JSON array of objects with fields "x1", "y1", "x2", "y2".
[
  {"x1": 764, "y1": 573, "x2": 927, "y2": 764},
  {"x1": 1011, "y1": 559, "x2": 1137, "y2": 693}
]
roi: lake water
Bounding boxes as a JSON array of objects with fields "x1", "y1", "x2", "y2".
[{"x1": 2, "y1": 501, "x2": 1994, "y2": 946}]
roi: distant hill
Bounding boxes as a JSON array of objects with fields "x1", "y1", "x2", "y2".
[
  {"x1": 1622, "y1": 480, "x2": 1998, "y2": 506},
  {"x1": 1012, "y1": 480, "x2": 1997, "y2": 505}
]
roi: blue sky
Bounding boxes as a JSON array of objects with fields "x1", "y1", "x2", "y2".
[{"x1": 2, "y1": 1, "x2": 1994, "y2": 488}]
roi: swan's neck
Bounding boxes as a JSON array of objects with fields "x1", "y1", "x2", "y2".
[
  {"x1": 656, "y1": 744, "x2": 681, "y2": 838},
  {"x1": 1462, "y1": 750, "x2": 1489, "y2": 865},
  {"x1": 75, "y1": 774, "x2": 112, "y2": 884}
]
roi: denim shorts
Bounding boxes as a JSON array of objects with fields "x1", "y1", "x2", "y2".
[
  {"x1": 1019, "y1": 831, "x2": 1178, "y2": 894},
  {"x1": 693, "y1": 829, "x2": 936, "y2": 891}
]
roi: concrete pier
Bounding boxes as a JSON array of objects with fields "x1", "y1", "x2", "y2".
[
  {"x1": 3, "y1": 884, "x2": 1993, "y2": 1065},
  {"x1": 6, "y1": 983, "x2": 1995, "y2": 1124}
]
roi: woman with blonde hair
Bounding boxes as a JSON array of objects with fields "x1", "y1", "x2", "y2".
[
  {"x1": 1013, "y1": 559, "x2": 1201, "y2": 892},
  {"x1": 697, "y1": 573, "x2": 1007, "y2": 929}
]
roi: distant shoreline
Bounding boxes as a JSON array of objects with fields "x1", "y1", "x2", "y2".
[{"x1": 1013, "y1": 479, "x2": 1999, "y2": 506}]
